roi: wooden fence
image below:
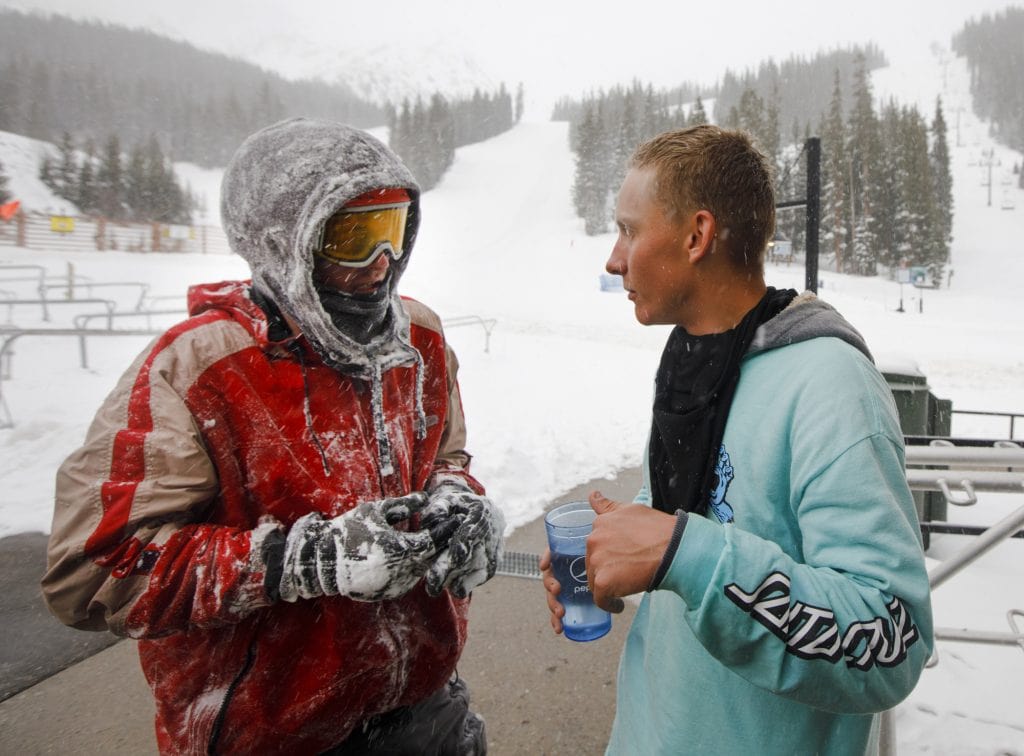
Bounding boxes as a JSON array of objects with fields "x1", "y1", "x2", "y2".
[{"x1": 0, "y1": 211, "x2": 231, "y2": 255}]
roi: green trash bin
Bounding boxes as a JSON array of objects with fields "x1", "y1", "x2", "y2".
[{"x1": 880, "y1": 360, "x2": 951, "y2": 549}]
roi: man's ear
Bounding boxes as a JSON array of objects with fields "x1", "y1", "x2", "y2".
[{"x1": 686, "y1": 210, "x2": 717, "y2": 264}]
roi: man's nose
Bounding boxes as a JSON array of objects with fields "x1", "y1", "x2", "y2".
[
  {"x1": 369, "y1": 250, "x2": 392, "y2": 274},
  {"x1": 606, "y1": 244, "x2": 625, "y2": 275}
]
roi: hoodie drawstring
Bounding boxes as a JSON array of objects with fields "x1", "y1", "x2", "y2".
[
  {"x1": 369, "y1": 348, "x2": 427, "y2": 478},
  {"x1": 296, "y1": 341, "x2": 426, "y2": 481},
  {"x1": 295, "y1": 346, "x2": 332, "y2": 477}
]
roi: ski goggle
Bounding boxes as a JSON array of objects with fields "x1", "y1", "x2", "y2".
[{"x1": 315, "y1": 202, "x2": 409, "y2": 268}]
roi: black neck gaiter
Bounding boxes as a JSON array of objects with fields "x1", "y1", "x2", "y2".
[
  {"x1": 648, "y1": 287, "x2": 797, "y2": 517},
  {"x1": 317, "y1": 271, "x2": 395, "y2": 346}
]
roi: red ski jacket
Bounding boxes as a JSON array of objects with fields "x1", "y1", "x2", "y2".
[{"x1": 43, "y1": 280, "x2": 484, "y2": 754}]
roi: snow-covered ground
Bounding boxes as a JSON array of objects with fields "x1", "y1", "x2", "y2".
[{"x1": 1, "y1": 50, "x2": 1022, "y2": 752}]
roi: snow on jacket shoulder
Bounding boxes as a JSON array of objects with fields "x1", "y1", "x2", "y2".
[{"x1": 42, "y1": 279, "x2": 480, "y2": 754}]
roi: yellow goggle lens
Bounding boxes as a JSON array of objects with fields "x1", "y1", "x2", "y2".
[{"x1": 317, "y1": 204, "x2": 409, "y2": 267}]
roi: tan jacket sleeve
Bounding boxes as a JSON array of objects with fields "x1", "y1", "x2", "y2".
[
  {"x1": 404, "y1": 300, "x2": 483, "y2": 492},
  {"x1": 42, "y1": 319, "x2": 274, "y2": 636}
]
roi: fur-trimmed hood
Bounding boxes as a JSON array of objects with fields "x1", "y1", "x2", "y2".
[
  {"x1": 220, "y1": 117, "x2": 422, "y2": 377},
  {"x1": 220, "y1": 118, "x2": 427, "y2": 476}
]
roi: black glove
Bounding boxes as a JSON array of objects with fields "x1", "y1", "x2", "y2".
[
  {"x1": 422, "y1": 478, "x2": 505, "y2": 598},
  {"x1": 278, "y1": 493, "x2": 441, "y2": 603}
]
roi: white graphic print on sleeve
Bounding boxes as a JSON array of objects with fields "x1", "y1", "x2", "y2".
[{"x1": 724, "y1": 571, "x2": 919, "y2": 670}]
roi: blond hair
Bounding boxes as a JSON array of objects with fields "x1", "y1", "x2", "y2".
[{"x1": 631, "y1": 125, "x2": 775, "y2": 271}]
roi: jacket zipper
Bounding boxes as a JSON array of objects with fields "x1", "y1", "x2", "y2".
[{"x1": 206, "y1": 635, "x2": 258, "y2": 755}]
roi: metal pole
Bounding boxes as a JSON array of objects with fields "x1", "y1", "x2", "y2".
[
  {"x1": 805, "y1": 137, "x2": 821, "y2": 294},
  {"x1": 934, "y1": 628, "x2": 1024, "y2": 646},
  {"x1": 879, "y1": 710, "x2": 897, "y2": 756},
  {"x1": 928, "y1": 503, "x2": 1024, "y2": 590}
]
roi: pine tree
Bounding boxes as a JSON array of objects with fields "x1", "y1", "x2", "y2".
[
  {"x1": 144, "y1": 136, "x2": 174, "y2": 222},
  {"x1": 515, "y1": 83, "x2": 525, "y2": 123},
  {"x1": 735, "y1": 87, "x2": 767, "y2": 150},
  {"x1": 611, "y1": 90, "x2": 640, "y2": 200},
  {"x1": 498, "y1": 82, "x2": 513, "y2": 131},
  {"x1": 847, "y1": 52, "x2": 882, "y2": 275},
  {"x1": 390, "y1": 100, "x2": 413, "y2": 167},
  {"x1": 434, "y1": 94, "x2": 456, "y2": 173},
  {"x1": 687, "y1": 96, "x2": 708, "y2": 127},
  {"x1": 764, "y1": 85, "x2": 782, "y2": 173},
  {"x1": 423, "y1": 93, "x2": 455, "y2": 189},
  {"x1": 75, "y1": 140, "x2": 98, "y2": 215},
  {"x1": 0, "y1": 159, "x2": 11, "y2": 204},
  {"x1": 776, "y1": 119, "x2": 809, "y2": 258},
  {"x1": 251, "y1": 80, "x2": 285, "y2": 130},
  {"x1": 897, "y1": 107, "x2": 941, "y2": 278},
  {"x1": 97, "y1": 134, "x2": 124, "y2": 219},
  {"x1": 725, "y1": 104, "x2": 740, "y2": 130},
  {"x1": 54, "y1": 131, "x2": 78, "y2": 202},
  {"x1": 409, "y1": 97, "x2": 429, "y2": 184},
  {"x1": 38, "y1": 155, "x2": 54, "y2": 191},
  {"x1": 26, "y1": 60, "x2": 52, "y2": 141},
  {"x1": 125, "y1": 143, "x2": 148, "y2": 221},
  {"x1": 573, "y1": 103, "x2": 610, "y2": 235},
  {"x1": 722, "y1": 85, "x2": 775, "y2": 170},
  {"x1": 820, "y1": 70, "x2": 850, "y2": 273},
  {"x1": 929, "y1": 97, "x2": 954, "y2": 276},
  {"x1": 874, "y1": 102, "x2": 904, "y2": 271},
  {"x1": 0, "y1": 60, "x2": 20, "y2": 133},
  {"x1": 640, "y1": 84, "x2": 661, "y2": 142}
]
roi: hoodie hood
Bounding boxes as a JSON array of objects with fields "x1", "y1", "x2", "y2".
[
  {"x1": 220, "y1": 117, "x2": 421, "y2": 377},
  {"x1": 748, "y1": 291, "x2": 873, "y2": 362}
]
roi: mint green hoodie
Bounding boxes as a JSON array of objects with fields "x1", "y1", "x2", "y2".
[{"x1": 607, "y1": 293, "x2": 934, "y2": 756}]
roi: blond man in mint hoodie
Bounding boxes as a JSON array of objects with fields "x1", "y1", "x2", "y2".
[{"x1": 542, "y1": 125, "x2": 933, "y2": 755}]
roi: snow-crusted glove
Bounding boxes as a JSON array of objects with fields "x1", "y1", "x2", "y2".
[
  {"x1": 278, "y1": 493, "x2": 442, "y2": 603},
  {"x1": 423, "y1": 479, "x2": 505, "y2": 599}
]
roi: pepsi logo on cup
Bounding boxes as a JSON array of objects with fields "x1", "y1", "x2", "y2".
[{"x1": 570, "y1": 556, "x2": 587, "y2": 583}]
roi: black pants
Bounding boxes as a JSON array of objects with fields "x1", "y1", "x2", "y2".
[{"x1": 322, "y1": 677, "x2": 487, "y2": 756}]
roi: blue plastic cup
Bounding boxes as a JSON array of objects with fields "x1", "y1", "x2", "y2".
[{"x1": 544, "y1": 500, "x2": 612, "y2": 642}]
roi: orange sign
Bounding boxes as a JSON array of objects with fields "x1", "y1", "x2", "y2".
[{"x1": 0, "y1": 200, "x2": 19, "y2": 222}]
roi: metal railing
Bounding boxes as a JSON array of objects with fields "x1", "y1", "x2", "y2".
[
  {"x1": 72, "y1": 308, "x2": 186, "y2": 333},
  {"x1": 0, "y1": 311, "x2": 500, "y2": 428},
  {"x1": 442, "y1": 315, "x2": 498, "y2": 352},
  {"x1": 40, "y1": 281, "x2": 151, "y2": 312},
  {"x1": 881, "y1": 434, "x2": 1024, "y2": 755},
  {"x1": 1, "y1": 298, "x2": 116, "y2": 325},
  {"x1": 0, "y1": 326, "x2": 166, "y2": 428},
  {"x1": 952, "y1": 408, "x2": 1023, "y2": 440}
]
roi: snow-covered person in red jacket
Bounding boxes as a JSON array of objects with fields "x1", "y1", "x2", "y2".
[{"x1": 42, "y1": 118, "x2": 503, "y2": 755}]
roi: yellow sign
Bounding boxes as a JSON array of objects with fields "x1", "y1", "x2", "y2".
[{"x1": 50, "y1": 216, "x2": 75, "y2": 233}]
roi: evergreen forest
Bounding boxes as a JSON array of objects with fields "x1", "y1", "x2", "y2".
[
  {"x1": 953, "y1": 7, "x2": 1024, "y2": 187},
  {"x1": 1, "y1": 9, "x2": 523, "y2": 221},
  {"x1": 39, "y1": 132, "x2": 198, "y2": 225},
  {"x1": 388, "y1": 84, "x2": 524, "y2": 191},
  {"x1": 563, "y1": 47, "x2": 953, "y2": 282},
  {"x1": 0, "y1": 9, "x2": 384, "y2": 168}
]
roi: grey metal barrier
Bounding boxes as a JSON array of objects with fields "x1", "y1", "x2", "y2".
[
  {"x1": 880, "y1": 436, "x2": 1024, "y2": 755},
  {"x1": 442, "y1": 315, "x2": 497, "y2": 353}
]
